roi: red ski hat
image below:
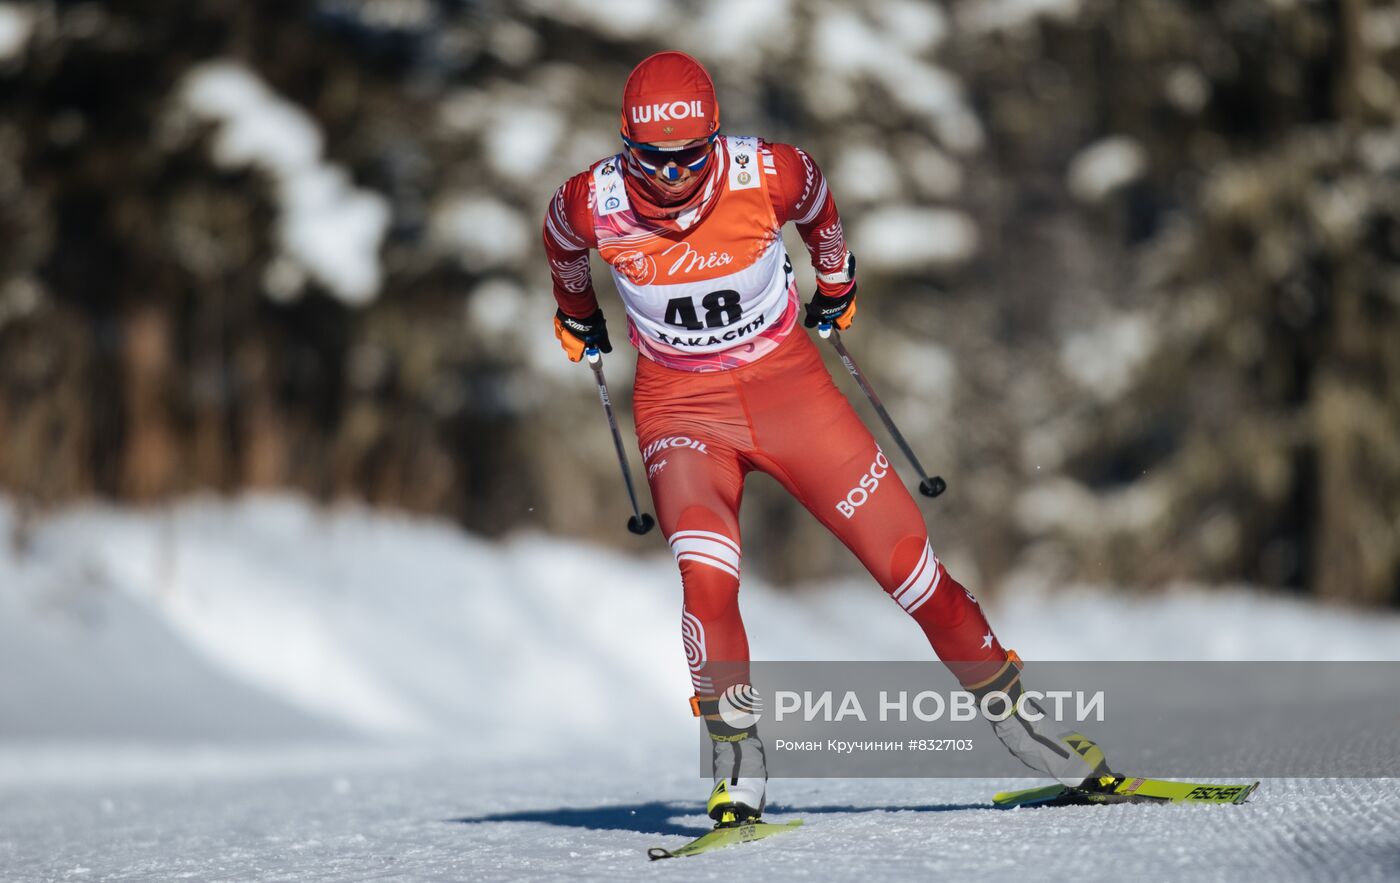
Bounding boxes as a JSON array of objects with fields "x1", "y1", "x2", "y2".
[{"x1": 619, "y1": 51, "x2": 719, "y2": 144}]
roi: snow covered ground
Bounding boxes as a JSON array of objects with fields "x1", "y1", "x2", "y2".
[
  {"x1": 2, "y1": 495, "x2": 1398, "y2": 880},
  {"x1": 10, "y1": 762, "x2": 1397, "y2": 882}
]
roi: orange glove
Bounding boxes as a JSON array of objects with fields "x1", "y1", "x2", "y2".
[{"x1": 554, "y1": 308, "x2": 612, "y2": 362}]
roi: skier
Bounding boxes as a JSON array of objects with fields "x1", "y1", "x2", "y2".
[{"x1": 542, "y1": 51, "x2": 1108, "y2": 827}]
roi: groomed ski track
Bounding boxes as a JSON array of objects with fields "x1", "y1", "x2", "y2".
[{"x1": 3, "y1": 496, "x2": 1397, "y2": 881}]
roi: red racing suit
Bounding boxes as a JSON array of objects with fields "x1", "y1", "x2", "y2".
[{"x1": 543, "y1": 136, "x2": 1010, "y2": 702}]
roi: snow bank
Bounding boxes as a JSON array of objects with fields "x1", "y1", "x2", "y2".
[
  {"x1": 872, "y1": 0, "x2": 950, "y2": 54},
  {"x1": 0, "y1": 495, "x2": 919, "y2": 752},
  {"x1": 465, "y1": 278, "x2": 529, "y2": 338},
  {"x1": 955, "y1": 0, "x2": 1083, "y2": 36},
  {"x1": 0, "y1": 2, "x2": 34, "y2": 62},
  {"x1": 1359, "y1": 125, "x2": 1400, "y2": 174},
  {"x1": 882, "y1": 339, "x2": 957, "y2": 436},
  {"x1": 683, "y1": 0, "x2": 797, "y2": 65},
  {"x1": 853, "y1": 206, "x2": 979, "y2": 270},
  {"x1": 1067, "y1": 135, "x2": 1149, "y2": 203},
  {"x1": 1362, "y1": 5, "x2": 1400, "y2": 51},
  {"x1": 996, "y1": 579, "x2": 1400, "y2": 662},
  {"x1": 813, "y1": 8, "x2": 983, "y2": 153},
  {"x1": 177, "y1": 61, "x2": 390, "y2": 305},
  {"x1": 4, "y1": 494, "x2": 1398, "y2": 757},
  {"x1": 1014, "y1": 476, "x2": 1168, "y2": 537},
  {"x1": 0, "y1": 276, "x2": 41, "y2": 330},
  {"x1": 832, "y1": 144, "x2": 904, "y2": 205},
  {"x1": 1164, "y1": 65, "x2": 1212, "y2": 114},
  {"x1": 1059, "y1": 310, "x2": 1157, "y2": 400},
  {"x1": 899, "y1": 140, "x2": 963, "y2": 199},
  {"x1": 430, "y1": 195, "x2": 531, "y2": 270},
  {"x1": 483, "y1": 102, "x2": 566, "y2": 182},
  {"x1": 523, "y1": 0, "x2": 669, "y2": 40}
]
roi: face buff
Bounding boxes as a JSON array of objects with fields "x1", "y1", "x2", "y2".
[{"x1": 618, "y1": 51, "x2": 725, "y2": 226}]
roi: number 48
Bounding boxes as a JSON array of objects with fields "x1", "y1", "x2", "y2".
[{"x1": 664, "y1": 290, "x2": 741, "y2": 330}]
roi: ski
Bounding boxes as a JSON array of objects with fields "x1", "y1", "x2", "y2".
[
  {"x1": 647, "y1": 818, "x2": 804, "y2": 860},
  {"x1": 994, "y1": 776, "x2": 1260, "y2": 808}
]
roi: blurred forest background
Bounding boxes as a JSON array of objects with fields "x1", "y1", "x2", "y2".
[{"x1": 0, "y1": 0, "x2": 1397, "y2": 606}]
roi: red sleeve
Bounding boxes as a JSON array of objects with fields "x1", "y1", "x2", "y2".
[
  {"x1": 542, "y1": 171, "x2": 601, "y2": 318},
  {"x1": 766, "y1": 142, "x2": 851, "y2": 296}
]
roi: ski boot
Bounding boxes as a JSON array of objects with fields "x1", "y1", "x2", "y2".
[
  {"x1": 693, "y1": 694, "x2": 767, "y2": 826},
  {"x1": 972, "y1": 651, "x2": 1113, "y2": 788}
]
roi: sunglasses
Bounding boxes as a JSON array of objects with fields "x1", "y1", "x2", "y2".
[{"x1": 622, "y1": 133, "x2": 717, "y2": 177}]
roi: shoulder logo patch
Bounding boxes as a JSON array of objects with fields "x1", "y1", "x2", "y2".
[
  {"x1": 726, "y1": 137, "x2": 761, "y2": 192},
  {"x1": 593, "y1": 154, "x2": 630, "y2": 217}
]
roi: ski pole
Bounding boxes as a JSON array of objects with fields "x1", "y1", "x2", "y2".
[
  {"x1": 818, "y1": 323, "x2": 947, "y2": 498},
  {"x1": 585, "y1": 346, "x2": 655, "y2": 535}
]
